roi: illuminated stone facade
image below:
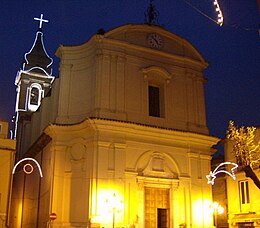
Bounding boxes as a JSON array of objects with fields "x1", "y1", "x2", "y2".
[
  {"x1": 0, "y1": 120, "x2": 15, "y2": 227},
  {"x1": 225, "y1": 128, "x2": 260, "y2": 228},
  {"x1": 10, "y1": 24, "x2": 219, "y2": 227}
]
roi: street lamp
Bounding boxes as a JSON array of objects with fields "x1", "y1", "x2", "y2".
[
  {"x1": 210, "y1": 202, "x2": 224, "y2": 228},
  {"x1": 106, "y1": 193, "x2": 123, "y2": 228}
]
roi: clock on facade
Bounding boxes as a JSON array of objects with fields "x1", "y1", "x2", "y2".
[{"x1": 147, "y1": 33, "x2": 163, "y2": 49}]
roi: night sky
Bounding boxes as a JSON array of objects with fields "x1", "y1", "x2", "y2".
[{"x1": 1, "y1": 0, "x2": 259, "y2": 139}]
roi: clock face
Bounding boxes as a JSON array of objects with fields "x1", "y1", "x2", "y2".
[{"x1": 148, "y1": 33, "x2": 163, "y2": 49}]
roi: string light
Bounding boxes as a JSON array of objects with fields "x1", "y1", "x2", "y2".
[
  {"x1": 23, "y1": 31, "x2": 53, "y2": 73},
  {"x1": 180, "y1": 0, "x2": 259, "y2": 34},
  {"x1": 213, "y1": 0, "x2": 224, "y2": 26}
]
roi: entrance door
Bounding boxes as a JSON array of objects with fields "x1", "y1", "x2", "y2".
[
  {"x1": 157, "y1": 208, "x2": 168, "y2": 228},
  {"x1": 145, "y1": 187, "x2": 170, "y2": 228}
]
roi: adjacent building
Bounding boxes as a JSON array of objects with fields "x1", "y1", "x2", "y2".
[
  {"x1": 0, "y1": 120, "x2": 16, "y2": 227},
  {"x1": 9, "y1": 16, "x2": 220, "y2": 227},
  {"x1": 225, "y1": 128, "x2": 260, "y2": 228}
]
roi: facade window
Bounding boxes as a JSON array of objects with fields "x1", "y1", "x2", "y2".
[
  {"x1": 239, "y1": 180, "x2": 250, "y2": 204},
  {"x1": 149, "y1": 85, "x2": 160, "y2": 117},
  {"x1": 0, "y1": 124, "x2": 2, "y2": 133},
  {"x1": 143, "y1": 66, "x2": 169, "y2": 118}
]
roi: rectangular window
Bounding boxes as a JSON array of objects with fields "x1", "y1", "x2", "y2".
[
  {"x1": 149, "y1": 85, "x2": 160, "y2": 117},
  {"x1": 239, "y1": 180, "x2": 250, "y2": 204},
  {"x1": 0, "y1": 124, "x2": 2, "y2": 133}
]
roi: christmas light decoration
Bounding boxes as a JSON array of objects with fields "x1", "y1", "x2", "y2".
[
  {"x1": 34, "y1": 13, "x2": 48, "y2": 29},
  {"x1": 213, "y1": 0, "x2": 224, "y2": 26},
  {"x1": 12, "y1": 158, "x2": 43, "y2": 177},
  {"x1": 23, "y1": 163, "x2": 34, "y2": 174},
  {"x1": 23, "y1": 30, "x2": 53, "y2": 72},
  {"x1": 206, "y1": 161, "x2": 238, "y2": 185},
  {"x1": 23, "y1": 14, "x2": 53, "y2": 74}
]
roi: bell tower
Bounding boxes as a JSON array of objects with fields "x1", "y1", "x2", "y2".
[{"x1": 14, "y1": 14, "x2": 55, "y2": 156}]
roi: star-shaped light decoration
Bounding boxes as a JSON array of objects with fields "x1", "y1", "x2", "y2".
[{"x1": 206, "y1": 162, "x2": 238, "y2": 185}]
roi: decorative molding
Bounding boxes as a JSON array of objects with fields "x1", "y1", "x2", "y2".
[
  {"x1": 137, "y1": 176, "x2": 179, "y2": 190},
  {"x1": 138, "y1": 152, "x2": 178, "y2": 179},
  {"x1": 142, "y1": 66, "x2": 172, "y2": 84}
]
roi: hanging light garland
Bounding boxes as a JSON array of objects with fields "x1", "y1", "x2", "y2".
[{"x1": 213, "y1": 0, "x2": 224, "y2": 26}]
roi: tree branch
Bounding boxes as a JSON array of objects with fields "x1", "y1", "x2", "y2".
[{"x1": 243, "y1": 165, "x2": 260, "y2": 189}]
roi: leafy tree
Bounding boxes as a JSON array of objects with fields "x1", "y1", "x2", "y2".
[{"x1": 226, "y1": 120, "x2": 260, "y2": 189}]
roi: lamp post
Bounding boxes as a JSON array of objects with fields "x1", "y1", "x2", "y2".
[
  {"x1": 109, "y1": 193, "x2": 117, "y2": 228},
  {"x1": 211, "y1": 202, "x2": 224, "y2": 228},
  {"x1": 106, "y1": 193, "x2": 122, "y2": 228}
]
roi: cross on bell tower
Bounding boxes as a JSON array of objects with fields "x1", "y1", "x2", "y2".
[{"x1": 34, "y1": 14, "x2": 49, "y2": 29}]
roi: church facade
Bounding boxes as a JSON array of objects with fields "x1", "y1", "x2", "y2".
[{"x1": 10, "y1": 22, "x2": 219, "y2": 228}]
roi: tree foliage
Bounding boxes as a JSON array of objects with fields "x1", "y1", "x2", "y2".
[{"x1": 226, "y1": 120, "x2": 260, "y2": 189}]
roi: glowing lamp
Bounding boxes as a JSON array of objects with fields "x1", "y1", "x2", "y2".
[
  {"x1": 217, "y1": 206, "x2": 224, "y2": 215},
  {"x1": 106, "y1": 192, "x2": 123, "y2": 214},
  {"x1": 106, "y1": 193, "x2": 123, "y2": 228},
  {"x1": 210, "y1": 202, "x2": 224, "y2": 227}
]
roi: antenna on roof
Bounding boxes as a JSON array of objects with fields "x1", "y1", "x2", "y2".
[{"x1": 144, "y1": 0, "x2": 159, "y2": 25}]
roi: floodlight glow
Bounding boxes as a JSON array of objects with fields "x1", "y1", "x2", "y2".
[
  {"x1": 210, "y1": 202, "x2": 224, "y2": 215},
  {"x1": 206, "y1": 162, "x2": 238, "y2": 185},
  {"x1": 12, "y1": 158, "x2": 43, "y2": 177},
  {"x1": 217, "y1": 206, "x2": 224, "y2": 214}
]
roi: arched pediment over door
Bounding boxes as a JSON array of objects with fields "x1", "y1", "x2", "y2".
[{"x1": 135, "y1": 151, "x2": 180, "y2": 179}]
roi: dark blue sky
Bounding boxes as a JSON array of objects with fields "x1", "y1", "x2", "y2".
[{"x1": 1, "y1": 0, "x2": 259, "y2": 138}]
